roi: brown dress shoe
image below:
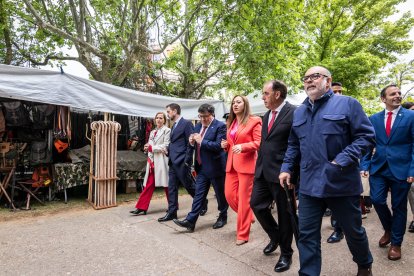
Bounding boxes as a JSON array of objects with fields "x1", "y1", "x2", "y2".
[
  {"x1": 379, "y1": 231, "x2": 391, "y2": 247},
  {"x1": 388, "y1": 245, "x2": 401, "y2": 260}
]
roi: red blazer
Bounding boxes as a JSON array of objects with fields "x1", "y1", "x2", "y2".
[{"x1": 225, "y1": 116, "x2": 262, "y2": 174}]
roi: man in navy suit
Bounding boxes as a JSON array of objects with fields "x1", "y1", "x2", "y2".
[
  {"x1": 158, "y1": 103, "x2": 196, "y2": 222},
  {"x1": 173, "y1": 104, "x2": 228, "y2": 231},
  {"x1": 361, "y1": 84, "x2": 414, "y2": 261}
]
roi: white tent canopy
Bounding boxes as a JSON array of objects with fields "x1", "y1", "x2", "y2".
[
  {"x1": 0, "y1": 64, "x2": 227, "y2": 120},
  {"x1": 247, "y1": 90, "x2": 308, "y2": 115}
]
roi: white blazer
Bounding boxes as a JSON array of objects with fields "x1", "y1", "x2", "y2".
[{"x1": 143, "y1": 125, "x2": 170, "y2": 187}]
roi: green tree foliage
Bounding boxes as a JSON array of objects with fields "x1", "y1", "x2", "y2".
[
  {"x1": 1, "y1": 0, "x2": 413, "y2": 101},
  {"x1": 148, "y1": 0, "x2": 237, "y2": 99},
  {"x1": 221, "y1": 0, "x2": 306, "y2": 94},
  {"x1": 354, "y1": 59, "x2": 414, "y2": 115},
  {"x1": 302, "y1": 0, "x2": 414, "y2": 97}
]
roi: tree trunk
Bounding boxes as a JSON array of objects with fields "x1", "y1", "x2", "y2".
[{"x1": 0, "y1": 0, "x2": 13, "y2": 64}]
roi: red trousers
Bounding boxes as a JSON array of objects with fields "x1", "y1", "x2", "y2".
[
  {"x1": 135, "y1": 171, "x2": 168, "y2": 211},
  {"x1": 224, "y1": 168, "x2": 254, "y2": 241}
]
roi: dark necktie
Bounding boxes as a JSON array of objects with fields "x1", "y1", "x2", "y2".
[
  {"x1": 196, "y1": 126, "x2": 207, "y2": 165},
  {"x1": 268, "y1": 111, "x2": 277, "y2": 134},
  {"x1": 171, "y1": 122, "x2": 176, "y2": 134},
  {"x1": 385, "y1": 111, "x2": 393, "y2": 137}
]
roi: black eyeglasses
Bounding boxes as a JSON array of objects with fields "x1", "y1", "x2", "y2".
[
  {"x1": 198, "y1": 114, "x2": 211, "y2": 119},
  {"x1": 301, "y1": 73, "x2": 328, "y2": 82}
]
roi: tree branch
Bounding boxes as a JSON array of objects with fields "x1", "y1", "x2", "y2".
[
  {"x1": 68, "y1": 0, "x2": 81, "y2": 36},
  {"x1": 320, "y1": 7, "x2": 345, "y2": 61},
  {"x1": 13, "y1": 42, "x2": 79, "y2": 65},
  {"x1": 148, "y1": 71, "x2": 171, "y2": 95},
  {"x1": 136, "y1": 0, "x2": 205, "y2": 54},
  {"x1": 41, "y1": 0, "x2": 55, "y2": 25},
  {"x1": 193, "y1": 68, "x2": 221, "y2": 95},
  {"x1": 22, "y1": 0, "x2": 107, "y2": 60},
  {"x1": 347, "y1": 4, "x2": 380, "y2": 43}
]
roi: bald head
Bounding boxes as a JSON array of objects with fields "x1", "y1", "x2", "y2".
[
  {"x1": 305, "y1": 66, "x2": 331, "y2": 77},
  {"x1": 303, "y1": 66, "x2": 332, "y2": 102}
]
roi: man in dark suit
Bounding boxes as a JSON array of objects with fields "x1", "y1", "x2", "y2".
[
  {"x1": 250, "y1": 80, "x2": 297, "y2": 273},
  {"x1": 360, "y1": 84, "x2": 414, "y2": 261},
  {"x1": 173, "y1": 104, "x2": 228, "y2": 231},
  {"x1": 158, "y1": 103, "x2": 196, "y2": 222}
]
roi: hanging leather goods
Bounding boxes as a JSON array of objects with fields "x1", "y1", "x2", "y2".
[
  {"x1": 0, "y1": 108, "x2": 5, "y2": 133},
  {"x1": 54, "y1": 106, "x2": 69, "y2": 138},
  {"x1": 32, "y1": 165, "x2": 52, "y2": 187},
  {"x1": 54, "y1": 139, "x2": 69, "y2": 153}
]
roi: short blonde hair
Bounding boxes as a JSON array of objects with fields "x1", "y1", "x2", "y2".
[{"x1": 154, "y1": 112, "x2": 167, "y2": 125}]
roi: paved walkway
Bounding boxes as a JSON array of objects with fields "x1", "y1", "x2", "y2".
[{"x1": 0, "y1": 192, "x2": 413, "y2": 275}]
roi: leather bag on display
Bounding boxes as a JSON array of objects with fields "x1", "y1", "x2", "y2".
[
  {"x1": 32, "y1": 104, "x2": 56, "y2": 129},
  {"x1": 54, "y1": 139, "x2": 69, "y2": 153},
  {"x1": 30, "y1": 141, "x2": 52, "y2": 165},
  {"x1": 3, "y1": 101, "x2": 31, "y2": 127}
]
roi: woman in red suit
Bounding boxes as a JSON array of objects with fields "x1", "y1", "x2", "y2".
[
  {"x1": 221, "y1": 95, "x2": 262, "y2": 245},
  {"x1": 130, "y1": 112, "x2": 171, "y2": 215}
]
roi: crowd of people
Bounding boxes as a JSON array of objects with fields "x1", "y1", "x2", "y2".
[{"x1": 129, "y1": 65, "x2": 414, "y2": 276}]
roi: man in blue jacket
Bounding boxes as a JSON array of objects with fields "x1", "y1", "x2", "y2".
[
  {"x1": 173, "y1": 104, "x2": 228, "y2": 231},
  {"x1": 158, "y1": 103, "x2": 196, "y2": 222},
  {"x1": 279, "y1": 66, "x2": 375, "y2": 276},
  {"x1": 360, "y1": 84, "x2": 414, "y2": 261}
]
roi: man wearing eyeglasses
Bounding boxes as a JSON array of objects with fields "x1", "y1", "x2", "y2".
[
  {"x1": 173, "y1": 104, "x2": 228, "y2": 231},
  {"x1": 279, "y1": 66, "x2": 375, "y2": 276}
]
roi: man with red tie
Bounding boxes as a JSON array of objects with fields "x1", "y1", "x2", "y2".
[
  {"x1": 173, "y1": 104, "x2": 228, "y2": 231},
  {"x1": 250, "y1": 80, "x2": 297, "y2": 273},
  {"x1": 361, "y1": 84, "x2": 414, "y2": 261}
]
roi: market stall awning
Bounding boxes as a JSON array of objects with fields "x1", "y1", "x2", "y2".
[{"x1": 0, "y1": 64, "x2": 227, "y2": 120}]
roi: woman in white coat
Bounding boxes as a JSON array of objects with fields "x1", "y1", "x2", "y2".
[{"x1": 130, "y1": 112, "x2": 170, "y2": 215}]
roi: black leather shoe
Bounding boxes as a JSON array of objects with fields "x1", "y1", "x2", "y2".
[
  {"x1": 263, "y1": 240, "x2": 278, "y2": 255},
  {"x1": 357, "y1": 266, "x2": 372, "y2": 276},
  {"x1": 327, "y1": 231, "x2": 344, "y2": 243},
  {"x1": 131, "y1": 209, "x2": 147, "y2": 216},
  {"x1": 173, "y1": 219, "x2": 195, "y2": 232},
  {"x1": 158, "y1": 212, "x2": 177, "y2": 222},
  {"x1": 200, "y1": 199, "x2": 208, "y2": 216},
  {"x1": 212, "y1": 215, "x2": 227, "y2": 229},
  {"x1": 274, "y1": 255, "x2": 292, "y2": 273},
  {"x1": 408, "y1": 221, "x2": 414, "y2": 233}
]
